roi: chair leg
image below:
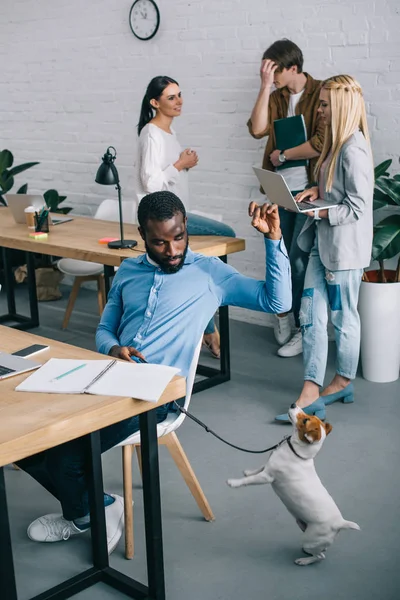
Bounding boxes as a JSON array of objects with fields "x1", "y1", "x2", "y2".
[
  {"x1": 134, "y1": 445, "x2": 143, "y2": 479},
  {"x1": 160, "y1": 432, "x2": 215, "y2": 522},
  {"x1": 96, "y1": 274, "x2": 106, "y2": 315},
  {"x1": 122, "y1": 445, "x2": 134, "y2": 559},
  {"x1": 62, "y1": 277, "x2": 83, "y2": 329}
]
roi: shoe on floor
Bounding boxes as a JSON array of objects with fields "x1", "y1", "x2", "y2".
[
  {"x1": 27, "y1": 513, "x2": 86, "y2": 543},
  {"x1": 277, "y1": 329, "x2": 302, "y2": 357},
  {"x1": 273, "y1": 314, "x2": 292, "y2": 345},
  {"x1": 28, "y1": 494, "x2": 125, "y2": 555},
  {"x1": 105, "y1": 494, "x2": 124, "y2": 554}
]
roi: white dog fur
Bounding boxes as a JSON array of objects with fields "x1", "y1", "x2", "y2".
[{"x1": 227, "y1": 406, "x2": 360, "y2": 566}]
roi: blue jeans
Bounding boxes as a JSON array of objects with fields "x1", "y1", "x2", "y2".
[
  {"x1": 187, "y1": 213, "x2": 236, "y2": 334},
  {"x1": 278, "y1": 207, "x2": 309, "y2": 327},
  {"x1": 16, "y1": 405, "x2": 170, "y2": 521},
  {"x1": 299, "y1": 234, "x2": 363, "y2": 387}
]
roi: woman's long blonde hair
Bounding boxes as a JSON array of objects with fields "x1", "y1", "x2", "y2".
[{"x1": 315, "y1": 74, "x2": 371, "y2": 192}]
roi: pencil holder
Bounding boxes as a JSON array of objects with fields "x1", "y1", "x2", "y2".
[{"x1": 34, "y1": 213, "x2": 50, "y2": 233}]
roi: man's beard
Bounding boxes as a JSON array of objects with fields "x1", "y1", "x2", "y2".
[{"x1": 145, "y1": 238, "x2": 189, "y2": 274}]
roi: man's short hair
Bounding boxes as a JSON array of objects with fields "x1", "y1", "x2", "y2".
[
  {"x1": 262, "y1": 39, "x2": 303, "y2": 73},
  {"x1": 137, "y1": 191, "x2": 186, "y2": 230}
]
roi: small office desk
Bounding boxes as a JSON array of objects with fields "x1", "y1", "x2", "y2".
[
  {"x1": 0, "y1": 325, "x2": 186, "y2": 600},
  {"x1": 0, "y1": 207, "x2": 245, "y2": 392}
]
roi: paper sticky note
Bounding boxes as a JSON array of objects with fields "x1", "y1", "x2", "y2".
[
  {"x1": 98, "y1": 237, "x2": 118, "y2": 245},
  {"x1": 29, "y1": 232, "x2": 48, "y2": 240}
]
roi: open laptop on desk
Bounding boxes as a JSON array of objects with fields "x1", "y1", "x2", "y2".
[
  {"x1": 5, "y1": 194, "x2": 73, "y2": 225},
  {"x1": 253, "y1": 167, "x2": 340, "y2": 213},
  {"x1": 0, "y1": 353, "x2": 40, "y2": 380}
]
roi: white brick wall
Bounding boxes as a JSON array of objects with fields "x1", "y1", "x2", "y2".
[{"x1": 2, "y1": 0, "x2": 399, "y2": 326}]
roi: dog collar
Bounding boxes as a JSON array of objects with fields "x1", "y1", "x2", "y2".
[{"x1": 287, "y1": 437, "x2": 309, "y2": 460}]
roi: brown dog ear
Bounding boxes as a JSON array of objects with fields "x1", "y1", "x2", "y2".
[{"x1": 324, "y1": 422, "x2": 333, "y2": 436}]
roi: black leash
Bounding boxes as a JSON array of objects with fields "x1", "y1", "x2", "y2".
[{"x1": 173, "y1": 401, "x2": 289, "y2": 454}]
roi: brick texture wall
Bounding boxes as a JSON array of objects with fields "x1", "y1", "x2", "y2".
[{"x1": 2, "y1": 0, "x2": 399, "y2": 325}]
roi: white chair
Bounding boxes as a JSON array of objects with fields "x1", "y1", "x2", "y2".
[
  {"x1": 118, "y1": 339, "x2": 215, "y2": 559},
  {"x1": 57, "y1": 199, "x2": 137, "y2": 329}
]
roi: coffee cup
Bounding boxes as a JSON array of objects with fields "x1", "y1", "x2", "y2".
[{"x1": 24, "y1": 206, "x2": 36, "y2": 229}]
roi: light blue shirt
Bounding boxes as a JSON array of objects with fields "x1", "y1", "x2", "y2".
[{"x1": 96, "y1": 238, "x2": 291, "y2": 377}]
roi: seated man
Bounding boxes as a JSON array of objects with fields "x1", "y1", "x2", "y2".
[{"x1": 17, "y1": 191, "x2": 291, "y2": 553}]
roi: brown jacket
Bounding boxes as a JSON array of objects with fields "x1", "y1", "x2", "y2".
[{"x1": 247, "y1": 73, "x2": 325, "y2": 185}]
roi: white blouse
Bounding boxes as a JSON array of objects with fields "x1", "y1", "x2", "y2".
[{"x1": 134, "y1": 123, "x2": 189, "y2": 209}]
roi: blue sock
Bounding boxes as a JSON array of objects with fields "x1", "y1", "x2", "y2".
[{"x1": 73, "y1": 494, "x2": 115, "y2": 529}]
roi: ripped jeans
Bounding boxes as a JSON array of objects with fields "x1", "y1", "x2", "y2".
[{"x1": 299, "y1": 236, "x2": 363, "y2": 387}]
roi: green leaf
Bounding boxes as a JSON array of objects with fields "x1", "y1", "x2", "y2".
[
  {"x1": 373, "y1": 187, "x2": 394, "y2": 209},
  {"x1": 0, "y1": 150, "x2": 13, "y2": 173},
  {"x1": 44, "y1": 188, "x2": 71, "y2": 213},
  {"x1": 372, "y1": 214, "x2": 400, "y2": 261},
  {"x1": 17, "y1": 183, "x2": 28, "y2": 194},
  {"x1": 8, "y1": 161, "x2": 39, "y2": 177},
  {"x1": 0, "y1": 175, "x2": 14, "y2": 194},
  {"x1": 374, "y1": 159, "x2": 392, "y2": 180},
  {"x1": 394, "y1": 174, "x2": 400, "y2": 181},
  {"x1": 375, "y1": 177, "x2": 400, "y2": 206}
]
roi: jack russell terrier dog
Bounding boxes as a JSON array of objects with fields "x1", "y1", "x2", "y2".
[{"x1": 227, "y1": 405, "x2": 360, "y2": 566}]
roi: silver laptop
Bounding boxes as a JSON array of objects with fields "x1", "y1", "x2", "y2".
[
  {"x1": 253, "y1": 167, "x2": 340, "y2": 213},
  {"x1": 0, "y1": 353, "x2": 41, "y2": 380},
  {"x1": 5, "y1": 194, "x2": 73, "y2": 225}
]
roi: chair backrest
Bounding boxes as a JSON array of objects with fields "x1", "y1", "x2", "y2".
[
  {"x1": 172, "y1": 337, "x2": 203, "y2": 431},
  {"x1": 94, "y1": 198, "x2": 137, "y2": 224}
]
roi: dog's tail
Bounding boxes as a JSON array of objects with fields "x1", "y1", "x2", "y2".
[{"x1": 340, "y1": 520, "x2": 361, "y2": 531}]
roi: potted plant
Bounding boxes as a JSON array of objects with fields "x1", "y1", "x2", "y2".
[{"x1": 358, "y1": 159, "x2": 400, "y2": 382}]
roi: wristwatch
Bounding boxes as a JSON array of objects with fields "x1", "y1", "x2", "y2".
[
  {"x1": 278, "y1": 150, "x2": 287, "y2": 164},
  {"x1": 313, "y1": 209, "x2": 321, "y2": 221}
]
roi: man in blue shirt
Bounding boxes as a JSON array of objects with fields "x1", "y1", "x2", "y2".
[{"x1": 19, "y1": 191, "x2": 291, "y2": 554}]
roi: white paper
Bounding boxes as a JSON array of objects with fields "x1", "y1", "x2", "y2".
[{"x1": 88, "y1": 362, "x2": 180, "y2": 403}]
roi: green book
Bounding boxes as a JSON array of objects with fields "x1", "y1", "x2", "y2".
[{"x1": 273, "y1": 114, "x2": 308, "y2": 171}]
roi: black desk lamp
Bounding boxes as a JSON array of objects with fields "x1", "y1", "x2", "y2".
[{"x1": 95, "y1": 146, "x2": 137, "y2": 249}]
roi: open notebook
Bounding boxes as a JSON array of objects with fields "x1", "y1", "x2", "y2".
[{"x1": 15, "y1": 358, "x2": 180, "y2": 403}]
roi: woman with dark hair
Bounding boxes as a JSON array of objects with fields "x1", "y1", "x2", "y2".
[{"x1": 135, "y1": 75, "x2": 236, "y2": 359}]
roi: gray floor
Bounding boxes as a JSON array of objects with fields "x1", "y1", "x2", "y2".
[{"x1": 2, "y1": 283, "x2": 400, "y2": 600}]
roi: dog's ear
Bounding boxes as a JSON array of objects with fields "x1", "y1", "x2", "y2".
[{"x1": 324, "y1": 422, "x2": 333, "y2": 436}]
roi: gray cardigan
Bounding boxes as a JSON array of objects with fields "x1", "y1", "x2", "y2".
[{"x1": 297, "y1": 129, "x2": 373, "y2": 271}]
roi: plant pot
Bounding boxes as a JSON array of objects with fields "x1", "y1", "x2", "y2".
[{"x1": 358, "y1": 270, "x2": 400, "y2": 383}]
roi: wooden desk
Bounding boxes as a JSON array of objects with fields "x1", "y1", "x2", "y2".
[
  {"x1": 0, "y1": 325, "x2": 186, "y2": 600},
  {"x1": 0, "y1": 206, "x2": 246, "y2": 393}
]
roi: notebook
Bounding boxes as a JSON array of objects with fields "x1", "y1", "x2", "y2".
[
  {"x1": 15, "y1": 358, "x2": 180, "y2": 403},
  {"x1": 273, "y1": 115, "x2": 308, "y2": 170},
  {"x1": 0, "y1": 353, "x2": 41, "y2": 380}
]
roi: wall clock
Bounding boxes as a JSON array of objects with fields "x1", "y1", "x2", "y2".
[{"x1": 129, "y1": 0, "x2": 160, "y2": 41}]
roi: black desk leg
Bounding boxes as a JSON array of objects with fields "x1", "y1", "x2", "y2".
[
  {"x1": 194, "y1": 254, "x2": 231, "y2": 393},
  {"x1": 0, "y1": 247, "x2": 39, "y2": 330},
  {"x1": 86, "y1": 431, "x2": 109, "y2": 570},
  {"x1": 140, "y1": 410, "x2": 165, "y2": 600},
  {"x1": 103, "y1": 266, "x2": 115, "y2": 299},
  {"x1": 0, "y1": 467, "x2": 18, "y2": 600}
]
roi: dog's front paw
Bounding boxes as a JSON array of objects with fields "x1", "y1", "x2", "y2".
[
  {"x1": 295, "y1": 557, "x2": 314, "y2": 566},
  {"x1": 226, "y1": 478, "x2": 241, "y2": 488},
  {"x1": 243, "y1": 469, "x2": 253, "y2": 477}
]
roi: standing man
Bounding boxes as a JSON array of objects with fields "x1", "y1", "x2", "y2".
[{"x1": 248, "y1": 39, "x2": 325, "y2": 358}]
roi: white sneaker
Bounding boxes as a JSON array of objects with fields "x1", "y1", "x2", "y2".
[
  {"x1": 105, "y1": 494, "x2": 125, "y2": 554},
  {"x1": 273, "y1": 314, "x2": 292, "y2": 345},
  {"x1": 27, "y1": 494, "x2": 125, "y2": 555},
  {"x1": 277, "y1": 329, "x2": 303, "y2": 357},
  {"x1": 27, "y1": 513, "x2": 85, "y2": 543}
]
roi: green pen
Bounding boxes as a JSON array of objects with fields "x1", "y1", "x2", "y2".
[{"x1": 52, "y1": 363, "x2": 87, "y2": 381}]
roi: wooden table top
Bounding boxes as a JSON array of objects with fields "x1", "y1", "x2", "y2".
[
  {"x1": 0, "y1": 208, "x2": 245, "y2": 266},
  {"x1": 0, "y1": 326, "x2": 186, "y2": 467}
]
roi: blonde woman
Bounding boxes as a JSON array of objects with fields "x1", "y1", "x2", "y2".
[{"x1": 275, "y1": 75, "x2": 373, "y2": 422}]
